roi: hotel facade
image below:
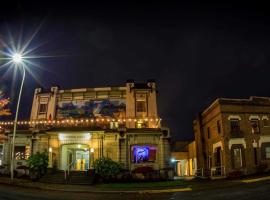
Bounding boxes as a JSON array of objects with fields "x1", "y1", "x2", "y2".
[
  {"x1": 194, "y1": 96, "x2": 270, "y2": 177},
  {"x1": 0, "y1": 80, "x2": 171, "y2": 177}
]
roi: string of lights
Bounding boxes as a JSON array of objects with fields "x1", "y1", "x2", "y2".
[{"x1": 0, "y1": 117, "x2": 162, "y2": 126}]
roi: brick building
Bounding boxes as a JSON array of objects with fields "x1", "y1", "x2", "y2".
[{"x1": 194, "y1": 96, "x2": 270, "y2": 176}]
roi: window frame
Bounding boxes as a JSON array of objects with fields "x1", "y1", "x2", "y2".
[{"x1": 38, "y1": 103, "x2": 48, "y2": 115}]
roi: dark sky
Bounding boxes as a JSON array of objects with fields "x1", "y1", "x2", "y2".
[{"x1": 1, "y1": 1, "x2": 270, "y2": 140}]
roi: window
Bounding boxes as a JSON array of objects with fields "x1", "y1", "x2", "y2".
[
  {"x1": 136, "y1": 100, "x2": 146, "y2": 113},
  {"x1": 207, "y1": 127, "x2": 211, "y2": 139},
  {"x1": 217, "y1": 120, "x2": 221, "y2": 134},
  {"x1": 38, "y1": 103, "x2": 47, "y2": 114},
  {"x1": 263, "y1": 119, "x2": 269, "y2": 127},
  {"x1": 254, "y1": 148, "x2": 258, "y2": 165},
  {"x1": 14, "y1": 146, "x2": 30, "y2": 160},
  {"x1": 131, "y1": 145, "x2": 156, "y2": 163},
  {"x1": 0, "y1": 145, "x2": 3, "y2": 166},
  {"x1": 233, "y1": 148, "x2": 242, "y2": 168},
  {"x1": 250, "y1": 119, "x2": 260, "y2": 133},
  {"x1": 266, "y1": 147, "x2": 270, "y2": 159},
  {"x1": 230, "y1": 119, "x2": 240, "y2": 132}
]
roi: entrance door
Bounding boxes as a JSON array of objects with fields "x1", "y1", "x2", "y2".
[
  {"x1": 61, "y1": 144, "x2": 90, "y2": 171},
  {"x1": 75, "y1": 150, "x2": 89, "y2": 171}
]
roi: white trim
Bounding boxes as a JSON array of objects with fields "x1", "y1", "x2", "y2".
[
  {"x1": 259, "y1": 136, "x2": 270, "y2": 147},
  {"x1": 252, "y1": 141, "x2": 258, "y2": 148},
  {"x1": 229, "y1": 138, "x2": 246, "y2": 149},
  {"x1": 213, "y1": 141, "x2": 223, "y2": 151},
  {"x1": 262, "y1": 116, "x2": 269, "y2": 120},
  {"x1": 228, "y1": 115, "x2": 241, "y2": 120},
  {"x1": 249, "y1": 115, "x2": 260, "y2": 120}
]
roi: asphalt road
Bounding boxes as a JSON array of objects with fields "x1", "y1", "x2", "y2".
[{"x1": 0, "y1": 181, "x2": 270, "y2": 200}]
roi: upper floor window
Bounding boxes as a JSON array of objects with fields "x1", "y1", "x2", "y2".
[
  {"x1": 250, "y1": 119, "x2": 260, "y2": 133},
  {"x1": 217, "y1": 120, "x2": 221, "y2": 134},
  {"x1": 38, "y1": 103, "x2": 47, "y2": 115},
  {"x1": 136, "y1": 100, "x2": 146, "y2": 113},
  {"x1": 207, "y1": 127, "x2": 211, "y2": 139},
  {"x1": 230, "y1": 119, "x2": 240, "y2": 132}
]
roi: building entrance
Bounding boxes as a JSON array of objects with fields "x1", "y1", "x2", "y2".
[{"x1": 61, "y1": 144, "x2": 90, "y2": 171}]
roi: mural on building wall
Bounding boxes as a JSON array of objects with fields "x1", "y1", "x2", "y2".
[
  {"x1": 56, "y1": 99, "x2": 126, "y2": 119},
  {"x1": 131, "y1": 145, "x2": 157, "y2": 163}
]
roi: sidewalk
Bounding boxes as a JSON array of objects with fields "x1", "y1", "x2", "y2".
[{"x1": 0, "y1": 175, "x2": 270, "y2": 194}]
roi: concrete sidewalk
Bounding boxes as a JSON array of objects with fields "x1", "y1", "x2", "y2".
[
  {"x1": 0, "y1": 175, "x2": 270, "y2": 194},
  {"x1": 0, "y1": 176, "x2": 191, "y2": 194}
]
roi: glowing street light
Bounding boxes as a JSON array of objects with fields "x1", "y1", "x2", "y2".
[
  {"x1": 10, "y1": 52, "x2": 26, "y2": 182},
  {"x1": 12, "y1": 53, "x2": 23, "y2": 63}
]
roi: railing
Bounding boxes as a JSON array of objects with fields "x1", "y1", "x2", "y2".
[{"x1": 64, "y1": 160, "x2": 75, "y2": 181}]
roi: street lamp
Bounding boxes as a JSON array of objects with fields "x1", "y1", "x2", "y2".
[{"x1": 10, "y1": 53, "x2": 26, "y2": 182}]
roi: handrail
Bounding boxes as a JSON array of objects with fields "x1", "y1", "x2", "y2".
[{"x1": 64, "y1": 160, "x2": 75, "y2": 180}]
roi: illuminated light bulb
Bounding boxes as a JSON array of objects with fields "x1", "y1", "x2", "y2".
[
  {"x1": 91, "y1": 119, "x2": 94, "y2": 123},
  {"x1": 90, "y1": 148, "x2": 94, "y2": 153},
  {"x1": 86, "y1": 119, "x2": 89, "y2": 123},
  {"x1": 49, "y1": 147, "x2": 52, "y2": 152},
  {"x1": 128, "y1": 118, "x2": 132, "y2": 122}
]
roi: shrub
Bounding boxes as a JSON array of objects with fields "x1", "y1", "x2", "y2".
[
  {"x1": 227, "y1": 170, "x2": 244, "y2": 178},
  {"x1": 27, "y1": 152, "x2": 48, "y2": 179},
  {"x1": 93, "y1": 157, "x2": 122, "y2": 181}
]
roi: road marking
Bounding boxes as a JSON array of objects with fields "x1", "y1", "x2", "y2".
[
  {"x1": 241, "y1": 176, "x2": 270, "y2": 183},
  {"x1": 139, "y1": 187, "x2": 192, "y2": 194}
]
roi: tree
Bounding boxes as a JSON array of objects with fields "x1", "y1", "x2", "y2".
[
  {"x1": 27, "y1": 152, "x2": 48, "y2": 179},
  {"x1": 93, "y1": 157, "x2": 122, "y2": 181},
  {"x1": 0, "y1": 91, "x2": 11, "y2": 116}
]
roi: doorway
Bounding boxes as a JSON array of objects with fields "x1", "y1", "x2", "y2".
[{"x1": 61, "y1": 144, "x2": 90, "y2": 171}]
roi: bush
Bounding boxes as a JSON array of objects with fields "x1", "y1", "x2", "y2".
[
  {"x1": 256, "y1": 162, "x2": 268, "y2": 174},
  {"x1": 27, "y1": 152, "x2": 48, "y2": 179},
  {"x1": 93, "y1": 157, "x2": 122, "y2": 181},
  {"x1": 227, "y1": 170, "x2": 244, "y2": 178}
]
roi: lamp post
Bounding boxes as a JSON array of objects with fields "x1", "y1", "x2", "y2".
[{"x1": 10, "y1": 53, "x2": 26, "y2": 182}]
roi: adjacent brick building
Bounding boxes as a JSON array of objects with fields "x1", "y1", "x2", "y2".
[{"x1": 194, "y1": 96, "x2": 270, "y2": 176}]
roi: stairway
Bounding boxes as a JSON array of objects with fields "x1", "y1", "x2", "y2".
[
  {"x1": 39, "y1": 170, "x2": 94, "y2": 185},
  {"x1": 39, "y1": 170, "x2": 67, "y2": 184},
  {"x1": 69, "y1": 171, "x2": 94, "y2": 185}
]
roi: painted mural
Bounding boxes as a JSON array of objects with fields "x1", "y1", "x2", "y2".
[{"x1": 56, "y1": 99, "x2": 126, "y2": 119}]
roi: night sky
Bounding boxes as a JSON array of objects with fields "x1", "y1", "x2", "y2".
[{"x1": 1, "y1": 1, "x2": 270, "y2": 140}]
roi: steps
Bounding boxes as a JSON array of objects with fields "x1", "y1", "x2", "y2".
[
  {"x1": 39, "y1": 170, "x2": 94, "y2": 185},
  {"x1": 39, "y1": 170, "x2": 66, "y2": 184},
  {"x1": 69, "y1": 171, "x2": 94, "y2": 185}
]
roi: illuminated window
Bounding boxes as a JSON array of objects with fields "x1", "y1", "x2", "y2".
[
  {"x1": 266, "y1": 147, "x2": 270, "y2": 159},
  {"x1": 131, "y1": 146, "x2": 156, "y2": 163},
  {"x1": 38, "y1": 104, "x2": 47, "y2": 114},
  {"x1": 14, "y1": 146, "x2": 30, "y2": 160},
  {"x1": 233, "y1": 148, "x2": 242, "y2": 168},
  {"x1": 136, "y1": 101, "x2": 146, "y2": 113}
]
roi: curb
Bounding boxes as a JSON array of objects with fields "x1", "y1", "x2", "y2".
[{"x1": 0, "y1": 179, "x2": 191, "y2": 194}]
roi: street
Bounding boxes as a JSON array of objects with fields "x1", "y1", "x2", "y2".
[{"x1": 0, "y1": 180, "x2": 270, "y2": 200}]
